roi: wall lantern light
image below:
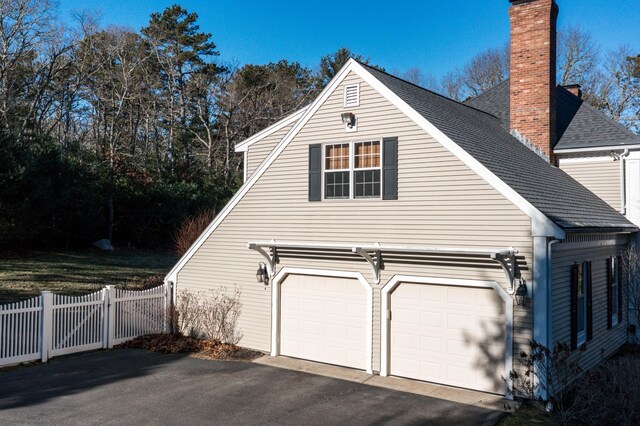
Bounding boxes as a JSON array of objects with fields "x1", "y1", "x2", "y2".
[
  {"x1": 256, "y1": 262, "x2": 269, "y2": 285},
  {"x1": 341, "y1": 112, "x2": 355, "y2": 128},
  {"x1": 515, "y1": 279, "x2": 528, "y2": 308}
]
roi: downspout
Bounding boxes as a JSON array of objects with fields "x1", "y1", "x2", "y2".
[
  {"x1": 542, "y1": 237, "x2": 559, "y2": 408},
  {"x1": 546, "y1": 239, "x2": 560, "y2": 351},
  {"x1": 620, "y1": 149, "x2": 629, "y2": 215}
]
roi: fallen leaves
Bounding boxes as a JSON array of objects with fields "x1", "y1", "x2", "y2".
[{"x1": 115, "y1": 334, "x2": 262, "y2": 360}]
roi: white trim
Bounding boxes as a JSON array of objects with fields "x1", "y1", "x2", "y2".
[
  {"x1": 164, "y1": 61, "x2": 357, "y2": 284},
  {"x1": 558, "y1": 156, "x2": 615, "y2": 164},
  {"x1": 243, "y1": 151, "x2": 248, "y2": 182},
  {"x1": 343, "y1": 83, "x2": 360, "y2": 107},
  {"x1": 555, "y1": 144, "x2": 640, "y2": 154},
  {"x1": 247, "y1": 240, "x2": 514, "y2": 256},
  {"x1": 165, "y1": 58, "x2": 563, "y2": 283},
  {"x1": 379, "y1": 275, "x2": 513, "y2": 397},
  {"x1": 234, "y1": 107, "x2": 309, "y2": 153},
  {"x1": 270, "y1": 267, "x2": 373, "y2": 374}
]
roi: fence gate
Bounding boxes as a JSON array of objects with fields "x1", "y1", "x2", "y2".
[
  {"x1": 0, "y1": 283, "x2": 171, "y2": 367},
  {"x1": 49, "y1": 291, "x2": 107, "y2": 358}
]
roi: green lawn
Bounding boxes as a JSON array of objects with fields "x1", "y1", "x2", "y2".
[{"x1": 0, "y1": 250, "x2": 178, "y2": 305}]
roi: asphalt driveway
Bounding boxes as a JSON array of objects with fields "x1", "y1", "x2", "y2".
[{"x1": 0, "y1": 350, "x2": 504, "y2": 425}]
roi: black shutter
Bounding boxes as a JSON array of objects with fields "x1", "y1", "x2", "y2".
[
  {"x1": 607, "y1": 258, "x2": 613, "y2": 330},
  {"x1": 570, "y1": 263, "x2": 579, "y2": 350},
  {"x1": 308, "y1": 144, "x2": 321, "y2": 201},
  {"x1": 586, "y1": 261, "x2": 593, "y2": 342},
  {"x1": 618, "y1": 255, "x2": 624, "y2": 322},
  {"x1": 382, "y1": 137, "x2": 398, "y2": 200}
]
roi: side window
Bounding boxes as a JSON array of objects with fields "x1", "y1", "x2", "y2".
[
  {"x1": 612, "y1": 257, "x2": 619, "y2": 326},
  {"x1": 323, "y1": 141, "x2": 381, "y2": 200},
  {"x1": 607, "y1": 256, "x2": 622, "y2": 328},
  {"x1": 308, "y1": 138, "x2": 397, "y2": 202},
  {"x1": 577, "y1": 263, "x2": 587, "y2": 344},
  {"x1": 571, "y1": 261, "x2": 592, "y2": 349}
]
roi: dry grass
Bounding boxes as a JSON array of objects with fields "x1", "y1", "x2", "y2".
[{"x1": 0, "y1": 250, "x2": 177, "y2": 304}]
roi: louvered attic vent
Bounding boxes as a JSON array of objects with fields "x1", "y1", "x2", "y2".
[{"x1": 344, "y1": 84, "x2": 360, "y2": 107}]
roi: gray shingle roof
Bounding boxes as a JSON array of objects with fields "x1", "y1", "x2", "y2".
[
  {"x1": 360, "y1": 63, "x2": 637, "y2": 232},
  {"x1": 465, "y1": 80, "x2": 640, "y2": 150}
]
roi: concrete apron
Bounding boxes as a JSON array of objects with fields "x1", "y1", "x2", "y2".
[{"x1": 253, "y1": 355, "x2": 515, "y2": 412}]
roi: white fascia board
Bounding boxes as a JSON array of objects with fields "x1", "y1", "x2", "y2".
[
  {"x1": 555, "y1": 144, "x2": 640, "y2": 155},
  {"x1": 234, "y1": 107, "x2": 309, "y2": 153},
  {"x1": 348, "y1": 61, "x2": 565, "y2": 239},
  {"x1": 164, "y1": 62, "x2": 359, "y2": 284}
]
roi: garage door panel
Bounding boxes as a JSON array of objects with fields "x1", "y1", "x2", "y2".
[
  {"x1": 390, "y1": 283, "x2": 505, "y2": 394},
  {"x1": 281, "y1": 274, "x2": 367, "y2": 370}
]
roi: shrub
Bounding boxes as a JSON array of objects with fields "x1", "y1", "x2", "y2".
[
  {"x1": 570, "y1": 355, "x2": 640, "y2": 425},
  {"x1": 173, "y1": 209, "x2": 217, "y2": 256},
  {"x1": 505, "y1": 340, "x2": 585, "y2": 424},
  {"x1": 175, "y1": 287, "x2": 242, "y2": 344}
]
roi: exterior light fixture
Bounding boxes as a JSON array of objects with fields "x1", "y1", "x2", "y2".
[
  {"x1": 256, "y1": 262, "x2": 269, "y2": 285},
  {"x1": 341, "y1": 112, "x2": 355, "y2": 128},
  {"x1": 515, "y1": 279, "x2": 528, "y2": 307}
]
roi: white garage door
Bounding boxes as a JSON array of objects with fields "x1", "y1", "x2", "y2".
[
  {"x1": 390, "y1": 283, "x2": 505, "y2": 393},
  {"x1": 280, "y1": 274, "x2": 367, "y2": 370}
]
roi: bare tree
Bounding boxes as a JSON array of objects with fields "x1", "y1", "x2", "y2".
[
  {"x1": 440, "y1": 70, "x2": 465, "y2": 101},
  {"x1": 395, "y1": 67, "x2": 439, "y2": 92},
  {"x1": 462, "y1": 43, "x2": 510, "y2": 97},
  {"x1": 587, "y1": 46, "x2": 640, "y2": 132},
  {"x1": 557, "y1": 25, "x2": 599, "y2": 87},
  {"x1": 0, "y1": 0, "x2": 71, "y2": 142}
]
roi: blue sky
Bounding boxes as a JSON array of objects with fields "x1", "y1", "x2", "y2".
[{"x1": 57, "y1": 0, "x2": 640, "y2": 78}]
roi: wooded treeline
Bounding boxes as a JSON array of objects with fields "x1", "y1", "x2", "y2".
[
  {"x1": 0, "y1": 0, "x2": 637, "y2": 252},
  {"x1": 0, "y1": 1, "x2": 353, "y2": 251}
]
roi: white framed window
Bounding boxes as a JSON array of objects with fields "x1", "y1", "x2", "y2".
[
  {"x1": 323, "y1": 140, "x2": 381, "y2": 200},
  {"x1": 577, "y1": 262, "x2": 587, "y2": 345},
  {"x1": 344, "y1": 84, "x2": 360, "y2": 107},
  {"x1": 611, "y1": 257, "x2": 620, "y2": 326}
]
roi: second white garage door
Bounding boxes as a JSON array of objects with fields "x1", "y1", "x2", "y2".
[
  {"x1": 390, "y1": 283, "x2": 505, "y2": 393},
  {"x1": 280, "y1": 274, "x2": 368, "y2": 370}
]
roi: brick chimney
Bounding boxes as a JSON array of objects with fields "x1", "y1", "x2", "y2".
[
  {"x1": 564, "y1": 84, "x2": 582, "y2": 99},
  {"x1": 509, "y1": 0, "x2": 559, "y2": 166}
]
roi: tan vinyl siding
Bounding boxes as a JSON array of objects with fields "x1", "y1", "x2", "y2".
[
  {"x1": 560, "y1": 158, "x2": 621, "y2": 211},
  {"x1": 246, "y1": 123, "x2": 294, "y2": 177},
  {"x1": 551, "y1": 238, "x2": 628, "y2": 372},
  {"x1": 178, "y1": 71, "x2": 534, "y2": 373}
]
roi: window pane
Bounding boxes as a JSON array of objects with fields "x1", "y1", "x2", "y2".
[
  {"x1": 325, "y1": 144, "x2": 349, "y2": 170},
  {"x1": 577, "y1": 265, "x2": 584, "y2": 296},
  {"x1": 325, "y1": 171, "x2": 349, "y2": 199},
  {"x1": 578, "y1": 296, "x2": 585, "y2": 333},
  {"x1": 355, "y1": 141, "x2": 381, "y2": 169},
  {"x1": 612, "y1": 258, "x2": 619, "y2": 319},
  {"x1": 354, "y1": 170, "x2": 381, "y2": 198}
]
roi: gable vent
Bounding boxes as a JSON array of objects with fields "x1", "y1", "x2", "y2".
[{"x1": 344, "y1": 84, "x2": 360, "y2": 107}]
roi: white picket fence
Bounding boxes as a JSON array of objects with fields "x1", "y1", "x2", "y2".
[{"x1": 0, "y1": 283, "x2": 171, "y2": 367}]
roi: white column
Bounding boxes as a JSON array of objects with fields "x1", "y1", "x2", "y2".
[{"x1": 532, "y1": 236, "x2": 550, "y2": 400}]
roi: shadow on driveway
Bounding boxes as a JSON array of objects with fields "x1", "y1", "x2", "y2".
[{"x1": 0, "y1": 349, "x2": 504, "y2": 425}]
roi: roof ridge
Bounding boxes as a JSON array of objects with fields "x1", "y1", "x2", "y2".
[
  {"x1": 557, "y1": 85, "x2": 640, "y2": 140},
  {"x1": 356, "y1": 60, "x2": 501, "y2": 121}
]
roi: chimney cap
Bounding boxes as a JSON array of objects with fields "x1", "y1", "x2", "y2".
[
  {"x1": 563, "y1": 84, "x2": 582, "y2": 89},
  {"x1": 509, "y1": 0, "x2": 555, "y2": 4}
]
